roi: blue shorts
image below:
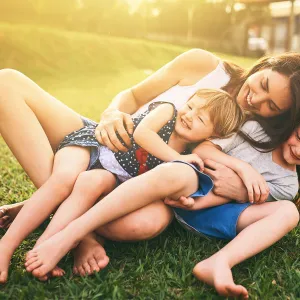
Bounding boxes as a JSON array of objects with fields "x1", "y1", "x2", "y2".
[
  {"x1": 172, "y1": 160, "x2": 214, "y2": 197},
  {"x1": 173, "y1": 203, "x2": 251, "y2": 240},
  {"x1": 170, "y1": 161, "x2": 252, "y2": 240}
]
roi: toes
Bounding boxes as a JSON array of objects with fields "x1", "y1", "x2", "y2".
[
  {"x1": 88, "y1": 258, "x2": 100, "y2": 273},
  {"x1": 96, "y1": 255, "x2": 109, "y2": 269},
  {"x1": 0, "y1": 208, "x2": 7, "y2": 218},
  {"x1": 83, "y1": 263, "x2": 92, "y2": 275},
  {"x1": 227, "y1": 285, "x2": 249, "y2": 299},
  {"x1": 25, "y1": 256, "x2": 39, "y2": 267},
  {"x1": 73, "y1": 267, "x2": 78, "y2": 275},
  {"x1": 32, "y1": 265, "x2": 48, "y2": 278},
  {"x1": 0, "y1": 271, "x2": 8, "y2": 284},
  {"x1": 26, "y1": 260, "x2": 43, "y2": 272},
  {"x1": 38, "y1": 275, "x2": 49, "y2": 282},
  {"x1": 26, "y1": 251, "x2": 38, "y2": 260},
  {"x1": 0, "y1": 216, "x2": 10, "y2": 228},
  {"x1": 78, "y1": 266, "x2": 86, "y2": 276},
  {"x1": 52, "y1": 267, "x2": 65, "y2": 277}
]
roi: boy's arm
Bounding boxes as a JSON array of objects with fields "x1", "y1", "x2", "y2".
[{"x1": 193, "y1": 141, "x2": 269, "y2": 203}]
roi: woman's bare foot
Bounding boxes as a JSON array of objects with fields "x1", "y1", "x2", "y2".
[
  {"x1": 25, "y1": 230, "x2": 75, "y2": 278},
  {"x1": 0, "y1": 202, "x2": 26, "y2": 229},
  {"x1": 0, "y1": 241, "x2": 14, "y2": 283},
  {"x1": 193, "y1": 255, "x2": 249, "y2": 299},
  {"x1": 73, "y1": 234, "x2": 109, "y2": 276}
]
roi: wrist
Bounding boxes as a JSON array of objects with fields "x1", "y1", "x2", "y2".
[
  {"x1": 235, "y1": 161, "x2": 248, "y2": 175},
  {"x1": 102, "y1": 107, "x2": 118, "y2": 116}
]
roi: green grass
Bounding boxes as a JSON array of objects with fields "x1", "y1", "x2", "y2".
[{"x1": 0, "y1": 24, "x2": 299, "y2": 299}]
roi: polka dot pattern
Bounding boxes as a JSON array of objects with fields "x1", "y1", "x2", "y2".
[{"x1": 56, "y1": 103, "x2": 190, "y2": 180}]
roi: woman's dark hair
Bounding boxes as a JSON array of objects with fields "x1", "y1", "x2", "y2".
[{"x1": 222, "y1": 53, "x2": 300, "y2": 151}]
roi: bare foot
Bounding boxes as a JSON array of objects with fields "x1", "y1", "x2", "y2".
[
  {"x1": 0, "y1": 241, "x2": 14, "y2": 284},
  {"x1": 25, "y1": 230, "x2": 75, "y2": 278},
  {"x1": 0, "y1": 202, "x2": 25, "y2": 229},
  {"x1": 73, "y1": 234, "x2": 109, "y2": 276},
  {"x1": 193, "y1": 255, "x2": 249, "y2": 299},
  {"x1": 32, "y1": 239, "x2": 65, "y2": 281}
]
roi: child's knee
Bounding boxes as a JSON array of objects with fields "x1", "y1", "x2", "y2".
[
  {"x1": 75, "y1": 170, "x2": 115, "y2": 194},
  {"x1": 148, "y1": 163, "x2": 196, "y2": 191},
  {"x1": 49, "y1": 170, "x2": 78, "y2": 196},
  {"x1": 278, "y1": 201, "x2": 299, "y2": 229}
]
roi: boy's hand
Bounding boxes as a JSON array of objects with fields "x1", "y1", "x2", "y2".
[
  {"x1": 164, "y1": 196, "x2": 195, "y2": 210},
  {"x1": 179, "y1": 154, "x2": 204, "y2": 171},
  {"x1": 237, "y1": 163, "x2": 269, "y2": 204}
]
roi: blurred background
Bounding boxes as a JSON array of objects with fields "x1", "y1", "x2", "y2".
[{"x1": 0, "y1": 0, "x2": 299, "y2": 59}]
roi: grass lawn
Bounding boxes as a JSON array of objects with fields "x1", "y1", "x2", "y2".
[{"x1": 0, "y1": 24, "x2": 299, "y2": 299}]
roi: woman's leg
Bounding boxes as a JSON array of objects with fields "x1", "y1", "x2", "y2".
[
  {"x1": 0, "y1": 69, "x2": 85, "y2": 225},
  {"x1": 0, "y1": 146, "x2": 90, "y2": 283},
  {"x1": 193, "y1": 201, "x2": 299, "y2": 299},
  {"x1": 30, "y1": 169, "x2": 116, "y2": 280},
  {"x1": 25, "y1": 162, "x2": 199, "y2": 278}
]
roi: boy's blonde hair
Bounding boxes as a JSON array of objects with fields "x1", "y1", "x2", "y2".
[{"x1": 194, "y1": 89, "x2": 245, "y2": 137}]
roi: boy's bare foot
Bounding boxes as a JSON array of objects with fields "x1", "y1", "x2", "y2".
[
  {"x1": 0, "y1": 241, "x2": 14, "y2": 283},
  {"x1": 0, "y1": 202, "x2": 26, "y2": 229},
  {"x1": 25, "y1": 230, "x2": 75, "y2": 278},
  {"x1": 193, "y1": 255, "x2": 249, "y2": 299},
  {"x1": 73, "y1": 234, "x2": 109, "y2": 276}
]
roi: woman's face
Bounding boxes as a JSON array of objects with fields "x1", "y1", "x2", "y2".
[
  {"x1": 282, "y1": 127, "x2": 300, "y2": 165},
  {"x1": 237, "y1": 69, "x2": 292, "y2": 118}
]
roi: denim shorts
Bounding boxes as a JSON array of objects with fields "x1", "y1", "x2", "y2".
[{"x1": 170, "y1": 161, "x2": 252, "y2": 240}]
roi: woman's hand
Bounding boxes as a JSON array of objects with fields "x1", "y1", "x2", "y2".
[
  {"x1": 236, "y1": 162, "x2": 270, "y2": 204},
  {"x1": 95, "y1": 109, "x2": 134, "y2": 152},
  {"x1": 179, "y1": 154, "x2": 204, "y2": 171},
  {"x1": 203, "y1": 159, "x2": 248, "y2": 203},
  {"x1": 164, "y1": 196, "x2": 195, "y2": 210}
]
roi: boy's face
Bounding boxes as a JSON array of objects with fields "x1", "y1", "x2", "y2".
[
  {"x1": 282, "y1": 126, "x2": 300, "y2": 165},
  {"x1": 176, "y1": 95, "x2": 214, "y2": 143}
]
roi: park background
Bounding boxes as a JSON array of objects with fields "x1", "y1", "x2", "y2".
[{"x1": 0, "y1": 0, "x2": 299, "y2": 299}]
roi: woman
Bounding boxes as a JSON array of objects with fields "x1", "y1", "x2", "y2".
[{"x1": 0, "y1": 50, "x2": 299, "y2": 290}]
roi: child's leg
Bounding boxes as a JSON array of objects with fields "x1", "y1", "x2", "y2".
[
  {"x1": 193, "y1": 201, "x2": 299, "y2": 299},
  {"x1": 31, "y1": 169, "x2": 116, "y2": 280},
  {"x1": 0, "y1": 146, "x2": 90, "y2": 283},
  {"x1": 24, "y1": 162, "x2": 199, "y2": 277},
  {"x1": 35, "y1": 169, "x2": 116, "y2": 246}
]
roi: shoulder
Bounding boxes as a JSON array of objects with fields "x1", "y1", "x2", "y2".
[
  {"x1": 268, "y1": 175, "x2": 299, "y2": 201},
  {"x1": 241, "y1": 120, "x2": 269, "y2": 142},
  {"x1": 241, "y1": 120, "x2": 262, "y2": 134},
  {"x1": 170, "y1": 49, "x2": 220, "y2": 75}
]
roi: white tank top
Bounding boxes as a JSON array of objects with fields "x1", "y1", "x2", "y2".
[{"x1": 133, "y1": 61, "x2": 230, "y2": 116}]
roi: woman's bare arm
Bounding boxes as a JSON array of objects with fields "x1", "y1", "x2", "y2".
[
  {"x1": 203, "y1": 159, "x2": 248, "y2": 202},
  {"x1": 95, "y1": 49, "x2": 219, "y2": 152}
]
